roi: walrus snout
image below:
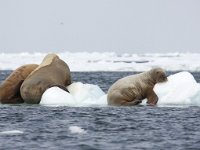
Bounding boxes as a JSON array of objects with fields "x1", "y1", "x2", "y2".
[
  {"x1": 156, "y1": 72, "x2": 168, "y2": 83},
  {"x1": 147, "y1": 102, "x2": 157, "y2": 106},
  {"x1": 156, "y1": 76, "x2": 167, "y2": 83},
  {"x1": 161, "y1": 76, "x2": 168, "y2": 82},
  {"x1": 147, "y1": 97, "x2": 158, "y2": 106}
]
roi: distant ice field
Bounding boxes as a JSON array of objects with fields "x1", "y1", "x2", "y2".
[{"x1": 0, "y1": 52, "x2": 200, "y2": 71}]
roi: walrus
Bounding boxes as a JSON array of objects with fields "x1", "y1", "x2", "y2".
[
  {"x1": 20, "y1": 53, "x2": 72, "y2": 104},
  {"x1": 107, "y1": 68, "x2": 168, "y2": 106},
  {"x1": 0, "y1": 64, "x2": 38, "y2": 104}
]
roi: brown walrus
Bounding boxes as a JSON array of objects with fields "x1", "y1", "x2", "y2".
[
  {"x1": 107, "y1": 68, "x2": 167, "y2": 106},
  {"x1": 20, "y1": 53, "x2": 72, "y2": 104},
  {"x1": 0, "y1": 64, "x2": 38, "y2": 104}
]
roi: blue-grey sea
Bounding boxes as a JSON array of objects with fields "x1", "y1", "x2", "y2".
[{"x1": 0, "y1": 71, "x2": 200, "y2": 150}]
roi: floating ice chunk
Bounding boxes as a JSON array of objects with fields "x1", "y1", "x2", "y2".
[
  {"x1": 40, "y1": 82, "x2": 107, "y2": 107},
  {"x1": 67, "y1": 82, "x2": 106, "y2": 106},
  {"x1": 0, "y1": 130, "x2": 24, "y2": 135},
  {"x1": 40, "y1": 87, "x2": 75, "y2": 106},
  {"x1": 155, "y1": 72, "x2": 200, "y2": 106},
  {"x1": 69, "y1": 126, "x2": 86, "y2": 134}
]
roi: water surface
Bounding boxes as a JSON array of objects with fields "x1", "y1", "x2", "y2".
[{"x1": 0, "y1": 71, "x2": 200, "y2": 150}]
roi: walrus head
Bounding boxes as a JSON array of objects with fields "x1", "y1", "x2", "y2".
[
  {"x1": 42, "y1": 53, "x2": 59, "y2": 64},
  {"x1": 27, "y1": 53, "x2": 60, "y2": 77},
  {"x1": 150, "y1": 68, "x2": 168, "y2": 83}
]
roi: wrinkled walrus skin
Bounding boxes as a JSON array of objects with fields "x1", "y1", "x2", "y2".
[
  {"x1": 107, "y1": 68, "x2": 168, "y2": 106},
  {"x1": 20, "y1": 53, "x2": 72, "y2": 104},
  {"x1": 0, "y1": 64, "x2": 38, "y2": 104}
]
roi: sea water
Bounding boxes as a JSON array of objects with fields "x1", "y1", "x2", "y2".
[{"x1": 0, "y1": 71, "x2": 200, "y2": 149}]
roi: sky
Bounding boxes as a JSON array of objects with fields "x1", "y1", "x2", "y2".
[{"x1": 0, "y1": 0, "x2": 200, "y2": 54}]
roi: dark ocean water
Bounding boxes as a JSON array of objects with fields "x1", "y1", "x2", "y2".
[{"x1": 0, "y1": 71, "x2": 200, "y2": 150}]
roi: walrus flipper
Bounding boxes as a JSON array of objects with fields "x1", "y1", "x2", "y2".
[
  {"x1": 121, "y1": 99, "x2": 142, "y2": 106},
  {"x1": 146, "y1": 89, "x2": 158, "y2": 106}
]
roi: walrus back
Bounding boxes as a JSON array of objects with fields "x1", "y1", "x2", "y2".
[
  {"x1": 108, "y1": 72, "x2": 148, "y2": 93},
  {"x1": 0, "y1": 64, "x2": 38, "y2": 104},
  {"x1": 107, "y1": 71, "x2": 152, "y2": 106}
]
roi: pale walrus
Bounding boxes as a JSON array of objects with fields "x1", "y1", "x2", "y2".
[
  {"x1": 20, "y1": 53, "x2": 72, "y2": 104},
  {"x1": 107, "y1": 68, "x2": 167, "y2": 106},
  {"x1": 0, "y1": 64, "x2": 38, "y2": 104}
]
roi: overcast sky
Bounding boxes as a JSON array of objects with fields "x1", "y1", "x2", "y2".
[{"x1": 0, "y1": 0, "x2": 200, "y2": 53}]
